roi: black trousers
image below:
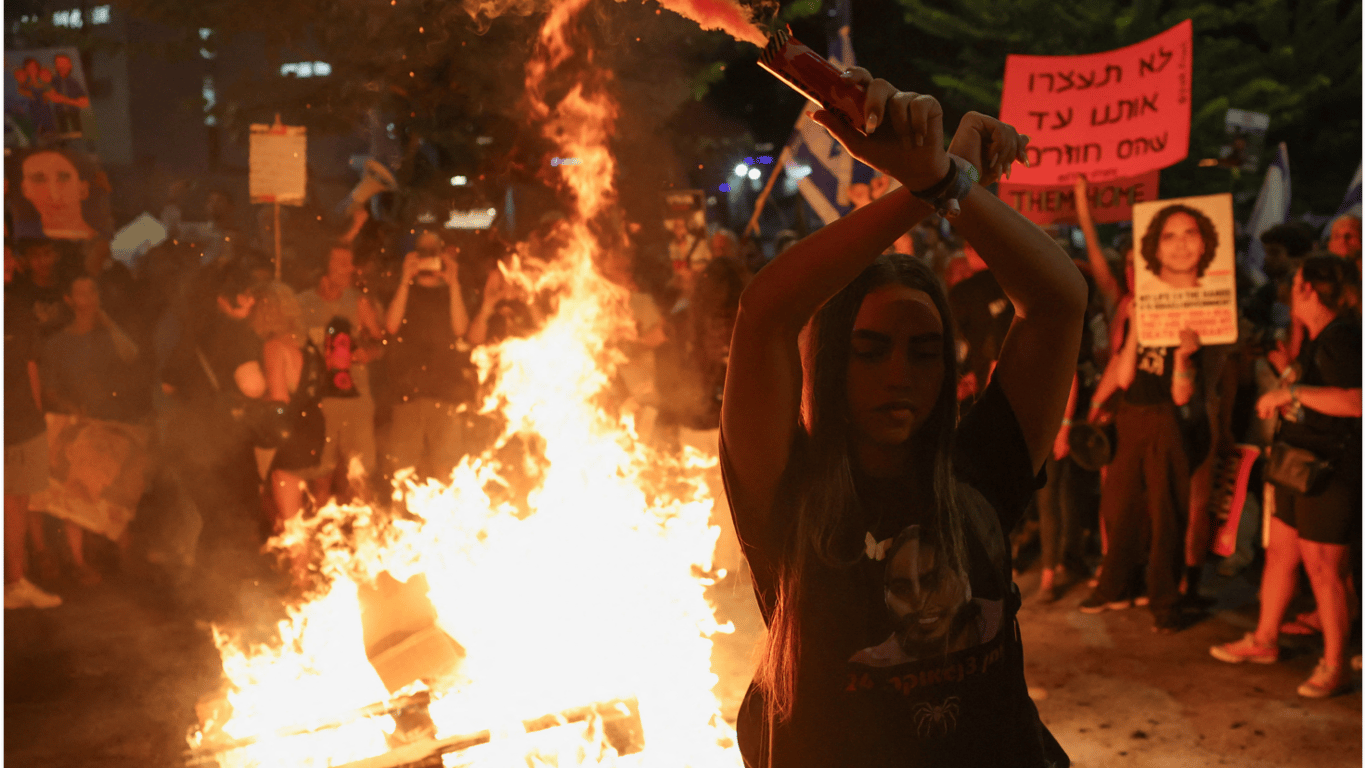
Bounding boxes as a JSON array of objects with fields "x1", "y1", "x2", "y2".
[{"x1": 1093, "y1": 401, "x2": 1190, "y2": 617}]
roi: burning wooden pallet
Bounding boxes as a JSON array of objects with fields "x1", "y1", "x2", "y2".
[{"x1": 186, "y1": 694, "x2": 644, "y2": 768}]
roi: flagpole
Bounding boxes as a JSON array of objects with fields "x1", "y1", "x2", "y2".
[{"x1": 742, "y1": 144, "x2": 793, "y2": 241}]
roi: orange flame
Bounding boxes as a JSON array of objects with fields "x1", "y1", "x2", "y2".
[{"x1": 192, "y1": 2, "x2": 746, "y2": 767}]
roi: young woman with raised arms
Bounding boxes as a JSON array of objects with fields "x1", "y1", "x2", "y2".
[{"x1": 720, "y1": 68, "x2": 1085, "y2": 767}]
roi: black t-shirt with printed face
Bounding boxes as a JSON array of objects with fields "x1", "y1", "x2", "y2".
[
  {"x1": 1125, "y1": 344, "x2": 1176, "y2": 405},
  {"x1": 1278, "y1": 318, "x2": 1361, "y2": 462},
  {"x1": 721, "y1": 382, "x2": 1065, "y2": 768}
]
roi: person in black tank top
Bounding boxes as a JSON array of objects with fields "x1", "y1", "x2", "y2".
[
  {"x1": 1210, "y1": 255, "x2": 1361, "y2": 699},
  {"x1": 1078, "y1": 308, "x2": 1204, "y2": 632}
]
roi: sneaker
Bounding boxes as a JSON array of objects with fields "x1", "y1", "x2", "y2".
[
  {"x1": 1209, "y1": 633, "x2": 1278, "y2": 664},
  {"x1": 1078, "y1": 594, "x2": 1132, "y2": 614},
  {"x1": 4, "y1": 578, "x2": 63, "y2": 609},
  {"x1": 1297, "y1": 658, "x2": 1347, "y2": 698}
]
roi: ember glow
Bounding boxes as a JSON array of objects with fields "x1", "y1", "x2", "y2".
[{"x1": 187, "y1": 3, "x2": 748, "y2": 767}]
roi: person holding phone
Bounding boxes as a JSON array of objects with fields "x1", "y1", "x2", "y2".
[{"x1": 383, "y1": 229, "x2": 471, "y2": 483}]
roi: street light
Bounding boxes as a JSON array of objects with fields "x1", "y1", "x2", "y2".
[
  {"x1": 747, "y1": 167, "x2": 761, "y2": 180},
  {"x1": 734, "y1": 163, "x2": 749, "y2": 177}
]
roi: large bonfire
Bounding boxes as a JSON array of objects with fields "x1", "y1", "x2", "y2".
[{"x1": 187, "y1": 2, "x2": 753, "y2": 766}]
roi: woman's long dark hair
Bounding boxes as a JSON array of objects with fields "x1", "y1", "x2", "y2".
[{"x1": 755, "y1": 253, "x2": 975, "y2": 723}]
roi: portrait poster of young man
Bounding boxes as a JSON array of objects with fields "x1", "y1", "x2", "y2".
[{"x1": 1131, "y1": 193, "x2": 1238, "y2": 347}]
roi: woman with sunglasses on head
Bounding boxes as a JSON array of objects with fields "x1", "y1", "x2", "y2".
[{"x1": 719, "y1": 67, "x2": 1084, "y2": 768}]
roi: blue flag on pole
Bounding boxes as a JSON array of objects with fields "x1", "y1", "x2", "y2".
[
  {"x1": 781, "y1": 0, "x2": 874, "y2": 227},
  {"x1": 1243, "y1": 141, "x2": 1291, "y2": 282}
]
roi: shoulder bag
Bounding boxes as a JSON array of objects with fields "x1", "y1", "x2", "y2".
[{"x1": 1264, "y1": 441, "x2": 1334, "y2": 496}]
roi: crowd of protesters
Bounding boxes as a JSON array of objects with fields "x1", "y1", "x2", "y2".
[
  {"x1": 3, "y1": 149, "x2": 1360, "y2": 702},
  {"x1": 1, "y1": 191, "x2": 759, "y2": 622},
  {"x1": 730, "y1": 167, "x2": 1361, "y2": 702}
]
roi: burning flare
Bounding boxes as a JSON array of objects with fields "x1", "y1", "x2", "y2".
[
  {"x1": 189, "y1": 2, "x2": 746, "y2": 767},
  {"x1": 460, "y1": 0, "x2": 768, "y2": 46}
]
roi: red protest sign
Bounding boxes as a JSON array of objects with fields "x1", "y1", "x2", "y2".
[
  {"x1": 1000, "y1": 20, "x2": 1191, "y2": 185},
  {"x1": 999, "y1": 170, "x2": 1159, "y2": 226}
]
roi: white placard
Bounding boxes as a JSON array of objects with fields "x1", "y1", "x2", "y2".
[
  {"x1": 249, "y1": 123, "x2": 307, "y2": 205},
  {"x1": 1132, "y1": 192, "x2": 1238, "y2": 348}
]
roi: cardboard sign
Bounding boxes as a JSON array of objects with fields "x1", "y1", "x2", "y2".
[
  {"x1": 1220, "y1": 109, "x2": 1270, "y2": 173},
  {"x1": 249, "y1": 122, "x2": 307, "y2": 204},
  {"x1": 1132, "y1": 193, "x2": 1238, "y2": 347},
  {"x1": 30, "y1": 413, "x2": 150, "y2": 541},
  {"x1": 1000, "y1": 20, "x2": 1192, "y2": 185},
  {"x1": 999, "y1": 170, "x2": 1159, "y2": 226}
]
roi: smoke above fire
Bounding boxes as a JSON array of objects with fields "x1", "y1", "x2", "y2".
[{"x1": 457, "y1": 0, "x2": 769, "y2": 46}]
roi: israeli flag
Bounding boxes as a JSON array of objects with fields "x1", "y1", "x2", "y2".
[
  {"x1": 1243, "y1": 141, "x2": 1291, "y2": 283},
  {"x1": 782, "y1": 0, "x2": 875, "y2": 226}
]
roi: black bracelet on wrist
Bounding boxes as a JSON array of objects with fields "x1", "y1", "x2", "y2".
[
  {"x1": 911, "y1": 157, "x2": 979, "y2": 217},
  {"x1": 911, "y1": 160, "x2": 958, "y2": 198}
]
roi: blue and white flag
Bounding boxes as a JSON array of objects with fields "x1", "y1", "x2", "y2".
[
  {"x1": 781, "y1": 0, "x2": 875, "y2": 226},
  {"x1": 1243, "y1": 141, "x2": 1290, "y2": 282}
]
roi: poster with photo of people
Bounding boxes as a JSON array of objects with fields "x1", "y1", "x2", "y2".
[
  {"x1": 1132, "y1": 193, "x2": 1238, "y2": 348},
  {"x1": 5, "y1": 47, "x2": 95, "y2": 147}
]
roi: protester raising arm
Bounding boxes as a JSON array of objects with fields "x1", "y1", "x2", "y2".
[
  {"x1": 923, "y1": 141, "x2": 1088, "y2": 473},
  {"x1": 441, "y1": 247, "x2": 471, "y2": 338},
  {"x1": 1074, "y1": 174, "x2": 1122, "y2": 315},
  {"x1": 722, "y1": 80, "x2": 943, "y2": 526},
  {"x1": 466, "y1": 267, "x2": 511, "y2": 347},
  {"x1": 722, "y1": 69, "x2": 1050, "y2": 528},
  {"x1": 1088, "y1": 317, "x2": 1139, "y2": 423},
  {"x1": 385, "y1": 252, "x2": 421, "y2": 337}
]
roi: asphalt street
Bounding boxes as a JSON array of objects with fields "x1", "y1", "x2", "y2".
[{"x1": 5, "y1": 557, "x2": 1361, "y2": 767}]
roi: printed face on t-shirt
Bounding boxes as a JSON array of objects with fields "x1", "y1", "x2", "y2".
[
  {"x1": 846, "y1": 284, "x2": 945, "y2": 451},
  {"x1": 884, "y1": 533, "x2": 971, "y2": 655}
]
